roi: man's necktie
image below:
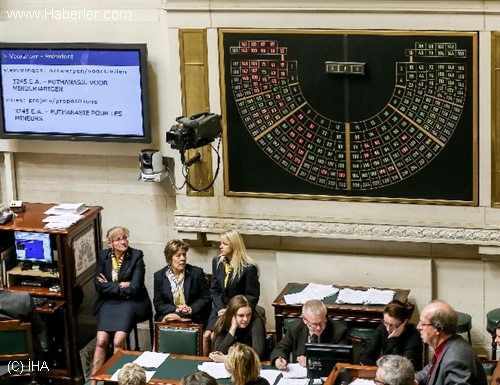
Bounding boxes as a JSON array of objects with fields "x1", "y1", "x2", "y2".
[
  {"x1": 426, "y1": 354, "x2": 437, "y2": 384},
  {"x1": 310, "y1": 334, "x2": 318, "y2": 343}
]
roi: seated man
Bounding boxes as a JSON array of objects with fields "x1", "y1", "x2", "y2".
[
  {"x1": 270, "y1": 299, "x2": 348, "y2": 369},
  {"x1": 0, "y1": 276, "x2": 45, "y2": 360},
  {"x1": 414, "y1": 300, "x2": 487, "y2": 385},
  {"x1": 376, "y1": 355, "x2": 414, "y2": 385}
]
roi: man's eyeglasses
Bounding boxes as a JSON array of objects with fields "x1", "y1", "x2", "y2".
[
  {"x1": 383, "y1": 322, "x2": 401, "y2": 330},
  {"x1": 373, "y1": 379, "x2": 389, "y2": 385},
  {"x1": 418, "y1": 322, "x2": 436, "y2": 328},
  {"x1": 112, "y1": 236, "x2": 128, "y2": 243},
  {"x1": 304, "y1": 319, "x2": 327, "y2": 329}
]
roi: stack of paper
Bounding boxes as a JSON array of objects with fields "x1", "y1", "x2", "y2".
[
  {"x1": 43, "y1": 213, "x2": 85, "y2": 229},
  {"x1": 336, "y1": 287, "x2": 395, "y2": 305},
  {"x1": 284, "y1": 283, "x2": 339, "y2": 304},
  {"x1": 363, "y1": 288, "x2": 395, "y2": 305},
  {"x1": 44, "y1": 203, "x2": 88, "y2": 215},
  {"x1": 43, "y1": 203, "x2": 88, "y2": 229}
]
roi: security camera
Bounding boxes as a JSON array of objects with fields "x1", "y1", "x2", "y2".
[{"x1": 139, "y1": 149, "x2": 167, "y2": 182}]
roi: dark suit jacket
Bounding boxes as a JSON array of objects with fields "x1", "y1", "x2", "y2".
[
  {"x1": 358, "y1": 323, "x2": 423, "y2": 370},
  {"x1": 415, "y1": 335, "x2": 487, "y2": 385},
  {"x1": 153, "y1": 264, "x2": 211, "y2": 323},
  {"x1": 270, "y1": 318, "x2": 349, "y2": 364},
  {"x1": 207, "y1": 256, "x2": 260, "y2": 330},
  {"x1": 0, "y1": 289, "x2": 45, "y2": 359},
  {"x1": 210, "y1": 256, "x2": 260, "y2": 311},
  {"x1": 93, "y1": 247, "x2": 152, "y2": 321}
]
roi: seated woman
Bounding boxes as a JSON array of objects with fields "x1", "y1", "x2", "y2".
[
  {"x1": 225, "y1": 343, "x2": 270, "y2": 385},
  {"x1": 358, "y1": 299, "x2": 423, "y2": 370},
  {"x1": 209, "y1": 295, "x2": 266, "y2": 362},
  {"x1": 91, "y1": 226, "x2": 152, "y2": 385},
  {"x1": 153, "y1": 239, "x2": 212, "y2": 325}
]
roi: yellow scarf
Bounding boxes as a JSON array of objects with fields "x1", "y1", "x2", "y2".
[
  {"x1": 224, "y1": 261, "x2": 233, "y2": 288},
  {"x1": 111, "y1": 253, "x2": 124, "y2": 282},
  {"x1": 173, "y1": 272, "x2": 186, "y2": 306}
]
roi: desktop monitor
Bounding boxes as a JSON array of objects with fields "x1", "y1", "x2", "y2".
[
  {"x1": 13, "y1": 230, "x2": 53, "y2": 266},
  {"x1": 305, "y1": 343, "x2": 353, "y2": 379}
]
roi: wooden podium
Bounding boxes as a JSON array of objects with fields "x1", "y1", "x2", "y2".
[
  {"x1": 0, "y1": 202, "x2": 103, "y2": 385},
  {"x1": 324, "y1": 363, "x2": 378, "y2": 385}
]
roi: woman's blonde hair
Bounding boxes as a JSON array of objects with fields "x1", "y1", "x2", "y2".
[
  {"x1": 218, "y1": 229, "x2": 259, "y2": 279},
  {"x1": 225, "y1": 343, "x2": 261, "y2": 385}
]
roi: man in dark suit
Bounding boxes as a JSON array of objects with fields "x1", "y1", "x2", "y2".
[
  {"x1": 0, "y1": 276, "x2": 45, "y2": 360},
  {"x1": 414, "y1": 300, "x2": 487, "y2": 385},
  {"x1": 270, "y1": 299, "x2": 348, "y2": 369}
]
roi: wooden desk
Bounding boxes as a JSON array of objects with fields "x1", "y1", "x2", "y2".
[
  {"x1": 324, "y1": 363, "x2": 377, "y2": 385},
  {"x1": 92, "y1": 350, "x2": 214, "y2": 385},
  {"x1": 92, "y1": 350, "x2": 274, "y2": 385},
  {"x1": 272, "y1": 283, "x2": 410, "y2": 341}
]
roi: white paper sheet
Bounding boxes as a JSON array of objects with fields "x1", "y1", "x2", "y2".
[
  {"x1": 350, "y1": 379, "x2": 374, "y2": 385},
  {"x1": 277, "y1": 378, "x2": 309, "y2": 385},
  {"x1": 110, "y1": 368, "x2": 156, "y2": 382},
  {"x1": 280, "y1": 363, "x2": 308, "y2": 379},
  {"x1": 260, "y1": 369, "x2": 282, "y2": 385},
  {"x1": 133, "y1": 351, "x2": 170, "y2": 368},
  {"x1": 197, "y1": 361, "x2": 231, "y2": 379},
  {"x1": 284, "y1": 283, "x2": 339, "y2": 304}
]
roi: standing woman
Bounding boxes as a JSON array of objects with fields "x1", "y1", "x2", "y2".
[
  {"x1": 203, "y1": 229, "x2": 260, "y2": 355},
  {"x1": 153, "y1": 239, "x2": 211, "y2": 324},
  {"x1": 358, "y1": 300, "x2": 423, "y2": 370},
  {"x1": 209, "y1": 295, "x2": 266, "y2": 362},
  {"x1": 91, "y1": 226, "x2": 152, "y2": 384}
]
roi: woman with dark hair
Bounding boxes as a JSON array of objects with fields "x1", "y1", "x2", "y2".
[
  {"x1": 358, "y1": 300, "x2": 423, "y2": 370},
  {"x1": 225, "y1": 343, "x2": 270, "y2": 385},
  {"x1": 153, "y1": 239, "x2": 211, "y2": 325},
  {"x1": 209, "y1": 295, "x2": 266, "y2": 362}
]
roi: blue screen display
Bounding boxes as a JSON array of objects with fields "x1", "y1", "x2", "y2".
[{"x1": 14, "y1": 230, "x2": 53, "y2": 264}]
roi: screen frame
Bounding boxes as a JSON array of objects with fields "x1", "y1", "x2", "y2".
[
  {"x1": 0, "y1": 42, "x2": 151, "y2": 143},
  {"x1": 13, "y1": 230, "x2": 54, "y2": 265},
  {"x1": 305, "y1": 343, "x2": 353, "y2": 379}
]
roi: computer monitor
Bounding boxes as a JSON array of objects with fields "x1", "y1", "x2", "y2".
[
  {"x1": 305, "y1": 343, "x2": 353, "y2": 379},
  {"x1": 13, "y1": 231, "x2": 53, "y2": 268}
]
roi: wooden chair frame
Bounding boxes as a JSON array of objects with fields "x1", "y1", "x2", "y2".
[
  {"x1": 0, "y1": 319, "x2": 37, "y2": 385},
  {"x1": 154, "y1": 321, "x2": 203, "y2": 356}
]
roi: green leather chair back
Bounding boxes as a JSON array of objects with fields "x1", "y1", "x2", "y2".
[
  {"x1": 0, "y1": 329, "x2": 29, "y2": 355},
  {"x1": 154, "y1": 322, "x2": 203, "y2": 356}
]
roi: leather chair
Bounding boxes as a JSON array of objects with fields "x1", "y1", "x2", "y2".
[
  {"x1": 456, "y1": 311, "x2": 472, "y2": 343},
  {"x1": 154, "y1": 321, "x2": 203, "y2": 356},
  {"x1": 486, "y1": 308, "x2": 500, "y2": 359},
  {"x1": 0, "y1": 319, "x2": 37, "y2": 385}
]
